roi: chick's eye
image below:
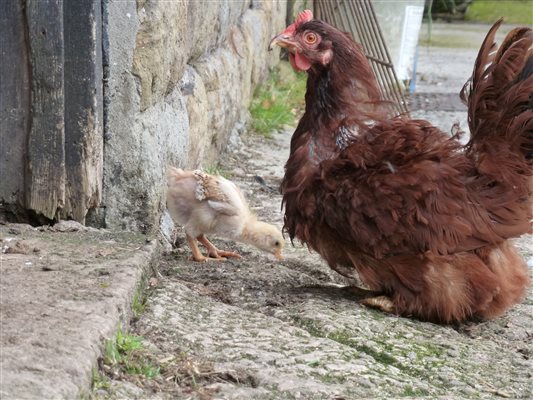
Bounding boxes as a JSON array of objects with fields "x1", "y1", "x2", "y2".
[
  {"x1": 274, "y1": 241, "x2": 280, "y2": 247},
  {"x1": 304, "y1": 33, "x2": 317, "y2": 44}
]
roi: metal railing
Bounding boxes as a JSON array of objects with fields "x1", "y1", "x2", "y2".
[{"x1": 314, "y1": 0, "x2": 410, "y2": 116}]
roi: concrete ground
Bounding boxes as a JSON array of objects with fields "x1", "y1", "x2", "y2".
[
  {"x1": 0, "y1": 222, "x2": 159, "y2": 399},
  {"x1": 1, "y1": 22, "x2": 532, "y2": 400}
]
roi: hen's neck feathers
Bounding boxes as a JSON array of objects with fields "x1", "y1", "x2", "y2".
[
  {"x1": 288, "y1": 31, "x2": 388, "y2": 161},
  {"x1": 303, "y1": 33, "x2": 384, "y2": 130}
]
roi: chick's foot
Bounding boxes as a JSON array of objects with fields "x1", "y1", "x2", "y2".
[
  {"x1": 197, "y1": 235, "x2": 242, "y2": 260},
  {"x1": 191, "y1": 254, "x2": 227, "y2": 262},
  {"x1": 210, "y1": 249, "x2": 242, "y2": 259}
]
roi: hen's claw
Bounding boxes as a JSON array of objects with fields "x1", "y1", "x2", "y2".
[
  {"x1": 360, "y1": 295, "x2": 395, "y2": 314},
  {"x1": 345, "y1": 287, "x2": 395, "y2": 314}
]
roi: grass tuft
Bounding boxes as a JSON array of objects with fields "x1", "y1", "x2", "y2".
[
  {"x1": 465, "y1": 0, "x2": 533, "y2": 25},
  {"x1": 91, "y1": 368, "x2": 110, "y2": 391},
  {"x1": 249, "y1": 61, "x2": 307, "y2": 137},
  {"x1": 203, "y1": 165, "x2": 230, "y2": 178},
  {"x1": 103, "y1": 327, "x2": 160, "y2": 379},
  {"x1": 132, "y1": 283, "x2": 147, "y2": 319}
]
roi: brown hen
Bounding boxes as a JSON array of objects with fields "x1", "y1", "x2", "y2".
[{"x1": 270, "y1": 11, "x2": 532, "y2": 323}]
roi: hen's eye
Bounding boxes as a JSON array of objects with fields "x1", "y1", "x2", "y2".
[{"x1": 304, "y1": 33, "x2": 317, "y2": 44}]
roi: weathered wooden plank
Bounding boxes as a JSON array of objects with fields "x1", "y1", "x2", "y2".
[
  {"x1": 61, "y1": 0, "x2": 104, "y2": 222},
  {"x1": 0, "y1": 0, "x2": 30, "y2": 209},
  {"x1": 25, "y1": 0, "x2": 65, "y2": 220}
]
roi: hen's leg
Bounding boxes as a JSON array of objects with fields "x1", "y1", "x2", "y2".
[{"x1": 197, "y1": 235, "x2": 242, "y2": 260}]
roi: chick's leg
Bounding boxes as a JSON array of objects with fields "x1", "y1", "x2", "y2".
[
  {"x1": 186, "y1": 234, "x2": 209, "y2": 262},
  {"x1": 197, "y1": 235, "x2": 242, "y2": 260}
]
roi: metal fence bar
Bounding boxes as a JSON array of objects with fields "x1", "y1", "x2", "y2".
[
  {"x1": 346, "y1": 1, "x2": 395, "y2": 104},
  {"x1": 360, "y1": 0, "x2": 408, "y2": 114},
  {"x1": 314, "y1": 0, "x2": 410, "y2": 116},
  {"x1": 357, "y1": 1, "x2": 402, "y2": 110}
]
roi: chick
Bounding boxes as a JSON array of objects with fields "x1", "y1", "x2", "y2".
[{"x1": 167, "y1": 167, "x2": 284, "y2": 262}]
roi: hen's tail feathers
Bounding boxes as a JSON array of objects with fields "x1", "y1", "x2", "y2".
[{"x1": 461, "y1": 21, "x2": 533, "y2": 168}]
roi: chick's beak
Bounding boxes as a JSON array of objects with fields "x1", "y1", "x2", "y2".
[
  {"x1": 268, "y1": 34, "x2": 295, "y2": 52},
  {"x1": 274, "y1": 249, "x2": 284, "y2": 261}
]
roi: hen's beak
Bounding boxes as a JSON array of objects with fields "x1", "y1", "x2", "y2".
[
  {"x1": 274, "y1": 249, "x2": 284, "y2": 261},
  {"x1": 268, "y1": 34, "x2": 294, "y2": 52}
]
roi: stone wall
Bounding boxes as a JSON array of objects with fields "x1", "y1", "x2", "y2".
[{"x1": 100, "y1": 0, "x2": 287, "y2": 232}]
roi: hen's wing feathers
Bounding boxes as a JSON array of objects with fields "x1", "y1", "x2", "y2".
[
  {"x1": 317, "y1": 122, "x2": 504, "y2": 259},
  {"x1": 321, "y1": 170, "x2": 484, "y2": 258}
]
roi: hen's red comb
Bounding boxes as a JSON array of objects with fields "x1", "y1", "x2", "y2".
[
  {"x1": 283, "y1": 9, "x2": 314, "y2": 35},
  {"x1": 295, "y1": 9, "x2": 313, "y2": 26}
]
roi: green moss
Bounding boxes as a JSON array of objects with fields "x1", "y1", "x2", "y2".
[
  {"x1": 291, "y1": 315, "x2": 450, "y2": 390},
  {"x1": 240, "y1": 352, "x2": 258, "y2": 361},
  {"x1": 249, "y1": 62, "x2": 307, "y2": 137},
  {"x1": 465, "y1": 0, "x2": 533, "y2": 25},
  {"x1": 366, "y1": 307, "x2": 387, "y2": 321},
  {"x1": 316, "y1": 372, "x2": 347, "y2": 384},
  {"x1": 291, "y1": 316, "x2": 324, "y2": 338},
  {"x1": 327, "y1": 331, "x2": 399, "y2": 366},
  {"x1": 402, "y1": 385, "x2": 430, "y2": 397},
  {"x1": 357, "y1": 344, "x2": 398, "y2": 366},
  {"x1": 418, "y1": 343, "x2": 445, "y2": 358},
  {"x1": 291, "y1": 317, "x2": 398, "y2": 367}
]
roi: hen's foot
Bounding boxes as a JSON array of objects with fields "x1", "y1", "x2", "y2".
[{"x1": 360, "y1": 295, "x2": 395, "y2": 314}]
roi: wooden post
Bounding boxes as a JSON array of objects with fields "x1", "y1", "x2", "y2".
[
  {"x1": 25, "y1": 0, "x2": 66, "y2": 220},
  {"x1": 1, "y1": 0, "x2": 104, "y2": 224},
  {"x1": 0, "y1": 0, "x2": 30, "y2": 209},
  {"x1": 62, "y1": 0, "x2": 103, "y2": 222}
]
